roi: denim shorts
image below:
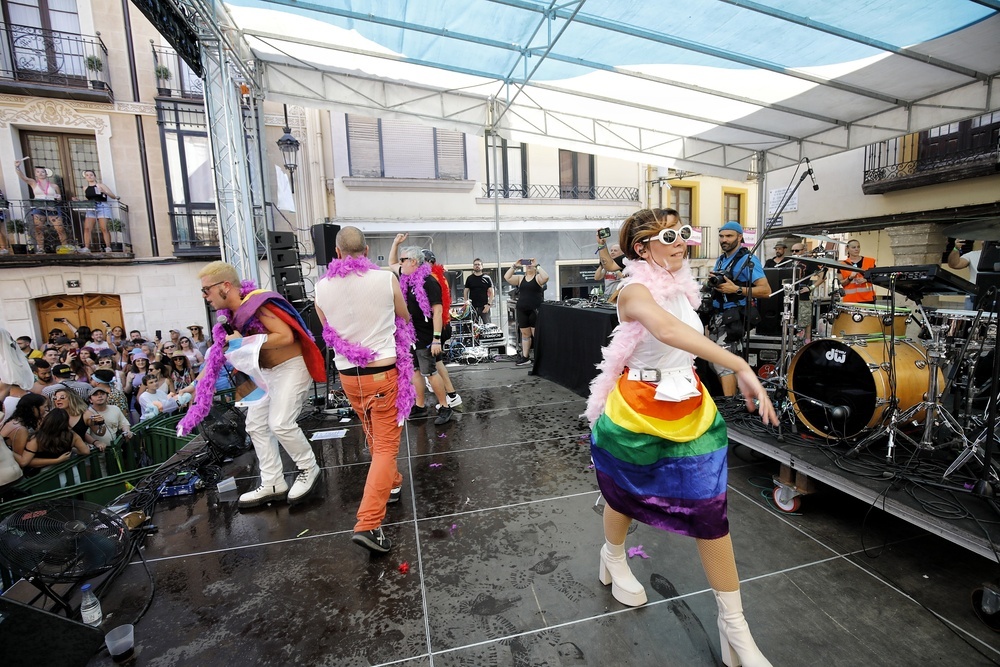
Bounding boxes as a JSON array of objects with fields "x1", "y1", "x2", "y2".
[
  {"x1": 85, "y1": 202, "x2": 114, "y2": 218},
  {"x1": 29, "y1": 207, "x2": 61, "y2": 218}
]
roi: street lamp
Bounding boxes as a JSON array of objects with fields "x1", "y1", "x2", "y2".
[{"x1": 276, "y1": 104, "x2": 300, "y2": 193}]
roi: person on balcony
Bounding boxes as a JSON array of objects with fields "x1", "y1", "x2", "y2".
[
  {"x1": 0, "y1": 188, "x2": 8, "y2": 255},
  {"x1": 14, "y1": 160, "x2": 70, "y2": 253},
  {"x1": 78, "y1": 169, "x2": 119, "y2": 253}
]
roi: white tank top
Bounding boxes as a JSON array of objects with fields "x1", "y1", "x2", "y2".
[
  {"x1": 32, "y1": 180, "x2": 57, "y2": 201},
  {"x1": 315, "y1": 269, "x2": 397, "y2": 371},
  {"x1": 616, "y1": 283, "x2": 701, "y2": 371}
]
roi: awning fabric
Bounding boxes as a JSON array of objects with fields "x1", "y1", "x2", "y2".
[{"x1": 224, "y1": 0, "x2": 1000, "y2": 178}]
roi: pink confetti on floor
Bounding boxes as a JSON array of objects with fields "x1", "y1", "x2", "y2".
[
  {"x1": 429, "y1": 463, "x2": 442, "y2": 468},
  {"x1": 627, "y1": 545, "x2": 649, "y2": 559}
]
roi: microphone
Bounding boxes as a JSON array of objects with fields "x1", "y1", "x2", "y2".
[
  {"x1": 217, "y1": 315, "x2": 235, "y2": 335},
  {"x1": 830, "y1": 405, "x2": 850, "y2": 421},
  {"x1": 805, "y1": 158, "x2": 819, "y2": 191}
]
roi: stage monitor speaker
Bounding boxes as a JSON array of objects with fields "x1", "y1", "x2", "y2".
[
  {"x1": 754, "y1": 267, "x2": 793, "y2": 337},
  {"x1": 268, "y1": 231, "x2": 296, "y2": 250},
  {"x1": 311, "y1": 223, "x2": 341, "y2": 267},
  {"x1": 0, "y1": 595, "x2": 104, "y2": 667},
  {"x1": 279, "y1": 283, "x2": 306, "y2": 303},
  {"x1": 271, "y1": 248, "x2": 300, "y2": 268},
  {"x1": 274, "y1": 266, "x2": 303, "y2": 287}
]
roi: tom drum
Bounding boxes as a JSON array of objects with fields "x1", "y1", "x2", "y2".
[{"x1": 831, "y1": 303, "x2": 910, "y2": 338}]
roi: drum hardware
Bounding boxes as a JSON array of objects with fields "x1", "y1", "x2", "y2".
[{"x1": 760, "y1": 274, "x2": 815, "y2": 441}]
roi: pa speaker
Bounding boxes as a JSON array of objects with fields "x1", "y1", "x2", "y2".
[
  {"x1": 271, "y1": 248, "x2": 300, "y2": 268},
  {"x1": 267, "y1": 231, "x2": 296, "y2": 250},
  {"x1": 311, "y1": 223, "x2": 340, "y2": 266},
  {"x1": 754, "y1": 267, "x2": 792, "y2": 336},
  {"x1": 274, "y1": 266, "x2": 303, "y2": 287}
]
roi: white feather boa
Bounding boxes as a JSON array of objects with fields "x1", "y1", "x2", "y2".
[{"x1": 584, "y1": 258, "x2": 702, "y2": 426}]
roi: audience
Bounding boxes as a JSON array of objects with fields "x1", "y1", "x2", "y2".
[
  {"x1": 177, "y1": 336, "x2": 204, "y2": 371},
  {"x1": 21, "y1": 408, "x2": 90, "y2": 471},
  {"x1": 51, "y1": 386, "x2": 106, "y2": 450},
  {"x1": 0, "y1": 393, "x2": 47, "y2": 466},
  {"x1": 137, "y1": 374, "x2": 179, "y2": 421},
  {"x1": 88, "y1": 385, "x2": 131, "y2": 448}
]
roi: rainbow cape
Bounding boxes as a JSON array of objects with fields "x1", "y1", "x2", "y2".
[{"x1": 234, "y1": 290, "x2": 326, "y2": 383}]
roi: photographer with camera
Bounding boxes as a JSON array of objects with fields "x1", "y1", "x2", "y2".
[{"x1": 707, "y1": 222, "x2": 771, "y2": 396}]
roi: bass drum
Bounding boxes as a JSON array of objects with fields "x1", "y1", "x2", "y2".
[{"x1": 788, "y1": 338, "x2": 939, "y2": 439}]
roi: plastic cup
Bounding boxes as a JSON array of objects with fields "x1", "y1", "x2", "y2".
[
  {"x1": 216, "y1": 476, "x2": 237, "y2": 493},
  {"x1": 105, "y1": 624, "x2": 134, "y2": 663}
]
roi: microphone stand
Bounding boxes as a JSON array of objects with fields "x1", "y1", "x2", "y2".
[{"x1": 728, "y1": 162, "x2": 815, "y2": 363}]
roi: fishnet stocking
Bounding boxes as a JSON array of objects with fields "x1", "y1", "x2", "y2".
[
  {"x1": 696, "y1": 534, "x2": 740, "y2": 592},
  {"x1": 603, "y1": 505, "x2": 633, "y2": 545}
]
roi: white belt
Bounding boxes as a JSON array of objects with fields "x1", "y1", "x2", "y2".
[{"x1": 626, "y1": 365, "x2": 700, "y2": 402}]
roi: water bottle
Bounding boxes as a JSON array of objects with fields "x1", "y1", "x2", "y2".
[{"x1": 80, "y1": 583, "x2": 103, "y2": 627}]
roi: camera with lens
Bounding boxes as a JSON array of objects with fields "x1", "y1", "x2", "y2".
[{"x1": 706, "y1": 271, "x2": 729, "y2": 288}]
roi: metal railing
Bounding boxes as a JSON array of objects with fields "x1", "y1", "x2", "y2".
[
  {"x1": 0, "y1": 23, "x2": 111, "y2": 95},
  {"x1": 170, "y1": 209, "x2": 220, "y2": 256},
  {"x1": 482, "y1": 183, "x2": 639, "y2": 201},
  {"x1": 151, "y1": 44, "x2": 203, "y2": 99},
  {"x1": 863, "y1": 139, "x2": 999, "y2": 185},
  {"x1": 0, "y1": 198, "x2": 132, "y2": 256}
]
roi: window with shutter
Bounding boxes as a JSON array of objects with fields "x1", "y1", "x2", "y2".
[
  {"x1": 381, "y1": 120, "x2": 434, "y2": 178},
  {"x1": 435, "y1": 129, "x2": 466, "y2": 179},
  {"x1": 346, "y1": 116, "x2": 382, "y2": 177}
]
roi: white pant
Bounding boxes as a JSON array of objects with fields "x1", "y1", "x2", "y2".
[{"x1": 244, "y1": 356, "x2": 316, "y2": 486}]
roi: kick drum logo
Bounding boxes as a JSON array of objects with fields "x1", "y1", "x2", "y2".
[{"x1": 825, "y1": 347, "x2": 847, "y2": 364}]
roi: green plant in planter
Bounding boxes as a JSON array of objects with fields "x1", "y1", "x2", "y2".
[
  {"x1": 5, "y1": 218, "x2": 25, "y2": 235},
  {"x1": 107, "y1": 218, "x2": 123, "y2": 233},
  {"x1": 154, "y1": 64, "x2": 171, "y2": 82},
  {"x1": 86, "y1": 55, "x2": 103, "y2": 73}
]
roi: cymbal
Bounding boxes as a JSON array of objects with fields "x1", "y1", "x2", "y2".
[
  {"x1": 799, "y1": 233, "x2": 847, "y2": 245},
  {"x1": 949, "y1": 219, "x2": 1000, "y2": 242},
  {"x1": 792, "y1": 256, "x2": 863, "y2": 273}
]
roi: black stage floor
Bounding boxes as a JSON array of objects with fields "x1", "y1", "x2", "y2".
[{"x1": 88, "y1": 363, "x2": 1000, "y2": 666}]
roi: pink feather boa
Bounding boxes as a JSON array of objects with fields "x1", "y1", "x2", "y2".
[
  {"x1": 584, "y1": 258, "x2": 701, "y2": 427},
  {"x1": 178, "y1": 280, "x2": 258, "y2": 436},
  {"x1": 319, "y1": 255, "x2": 417, "y2": 423},
  {"x1": 399, "y1": 263, "x2": 432, "y2": 319}
]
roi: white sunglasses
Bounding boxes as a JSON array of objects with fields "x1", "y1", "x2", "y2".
[{"x1": 641, "y1": 225, "x2": 694, "y2": 245}]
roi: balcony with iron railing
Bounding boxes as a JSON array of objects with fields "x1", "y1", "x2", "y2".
[
  {"x1": 481, "y1": 183, "x2": 640, "y2": 201},
  {"x1": 0, "y1": 24, "x2": 112, "y2": 101},
  {"x1": 151, "y1": 44, "x2": 203, "y2": 100},
  {"x1": 862, "y1": 134, "x2": 1000, "y2": 194},
  {"x1": 0, "y1": 198, "x2": 132, "y2": 261},
  {"x1": 170, "y1": 208, "x2": 220, "y2": 257}
]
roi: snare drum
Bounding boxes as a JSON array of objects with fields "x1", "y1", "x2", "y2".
[
  {"x1": 926, "y1": 308, "x2": 997, "y2": 343},
  {"x1": 788, "y1": 337, "x2": 940, "y2": 439},
  {"x1": 831, "y1": 303, "x2": 910, "y2": 338}
]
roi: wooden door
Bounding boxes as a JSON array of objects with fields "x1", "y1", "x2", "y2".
[{"x1": 35, "y1": 294, "x2": 123, "y2": 337}]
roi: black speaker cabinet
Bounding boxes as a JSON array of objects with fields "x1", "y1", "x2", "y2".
[
  {"x1": 976, "y1": 272, "x2": 1000, "y2": 310},
  {"x1": 754, "y1": 267, "x2": 792, "y2": 336},
  {"x1": 279, "y1": 283, "x2": 306, "y2": 303},
  {"x1": 311, "y1": 223, "x2": 341, "y2": 266},
  {"x1": 274, "y1": 266, "x2": 303, "y2": 287},
  {"x1": 271, "y1": 248, "x2": 300, "y2": 268},
  {"x1": 268, "y1": 231, "x2": 296, "y2": 250}
]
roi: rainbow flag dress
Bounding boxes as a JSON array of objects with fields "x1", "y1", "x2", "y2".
[{"x1": 591, "y1": 370, "x2": 730, "y2": 539}]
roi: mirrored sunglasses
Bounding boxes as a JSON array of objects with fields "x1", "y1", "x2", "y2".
[{"x1": 641, "y1": 225, "x2": 694, "y2": 245}]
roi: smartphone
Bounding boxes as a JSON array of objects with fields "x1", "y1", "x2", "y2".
[
  {"x1": 155, "y1": 329, "x2": 162, "y2": 340},
  {"x1": 520, "y1": 259, "x2": 532, "y2": 266},
  {"x1": 598, "y1": 227, "x2": 612, "y2": 239}
]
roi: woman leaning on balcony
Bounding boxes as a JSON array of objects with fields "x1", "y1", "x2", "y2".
[
  {"x1": 78, "y1": 169, "x2": 120, "y2": 253},
  {"x1": 14, "y1": 159, "x2": 71, "y2": 253}
]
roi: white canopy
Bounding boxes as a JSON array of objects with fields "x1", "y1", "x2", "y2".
[{"x1": 220, "y1": 0, "x2": 1000, "y2": 178}]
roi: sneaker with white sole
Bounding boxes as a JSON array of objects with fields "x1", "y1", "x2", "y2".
[
  {"x1": 238, "y1": 481, "x2": 289, "y2": 508},
  {"x1": 352, "y1": 526, "x2": 391, "y2": 553},
  {"x1": 388, "y1": 486, "x2": 402, "y2": 504},
  {"x1": 104, "y1": 247, "x2": 112, "y2": 253},
  {"x1": 287, "y1": 463, "x2": 321, "y2": 503},
  {"x1": 446, "y1": 393, "x2": 462, "y2": 408},
  {"x1": 78, "y1": 246, "x2": 90, "y2": 253}
]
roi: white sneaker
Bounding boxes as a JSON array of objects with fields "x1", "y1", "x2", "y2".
[
  {"x1": 104, "y1": 247, "x2": 112, "y2": 253},
  {"x1": 0, "y1": 248, "x2": 8, "y2": 255},
  {"x1": 447, "y1": 393, "x2": 463, "y2": 408},
  {"x1": 78, "y1": 246, "x2": 91, "y2": 253},
  {"x1": 288, "y1": 463, "x2": 321, "y2": 503},
  {"x1": 238, "y1": 481, "x2": 288, "y2": 508}
]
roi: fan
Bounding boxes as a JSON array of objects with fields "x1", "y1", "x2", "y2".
[
  {"x1": 0, "y1": 500, "x2": 129, "y2": 583},
  {"x1": 201, "y1": 403, "x2": 250, "y2": 459}
]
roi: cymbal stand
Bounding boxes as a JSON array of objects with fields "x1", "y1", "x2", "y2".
[
  {"x1": 766, "y1": 277, "x2": 809, "y2": 440},
  {"x1": 890, "y1": 303, "x2": 967, "y2": 452}
]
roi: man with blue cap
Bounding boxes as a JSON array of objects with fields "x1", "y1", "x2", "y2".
[{"x1": 708, "y1": 221, "x2": 770, "y2": 396}]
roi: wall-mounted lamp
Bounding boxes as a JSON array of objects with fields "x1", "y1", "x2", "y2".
[{"x1": 276, "y1": 104, "x2": 300, "y2": 193}]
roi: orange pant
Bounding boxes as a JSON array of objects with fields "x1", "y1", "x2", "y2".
[{"x1": 340, "y1": 367, "x2": 403, "y2": 531}]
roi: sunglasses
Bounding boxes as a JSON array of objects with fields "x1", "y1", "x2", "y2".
[
  {"x1": 201, "y1": 281, "x2": 225, "y2": 296},
  {"x1": 641, "y1": 225, "x2": 694, "y2": 245}
]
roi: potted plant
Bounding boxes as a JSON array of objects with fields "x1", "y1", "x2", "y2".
[
  {"x1": 86, "y1": 55, "x2": 106, "y2": 90},
  {"x1": 5, "y1": 219, "x2": 27, "y2": 254},
  {"x1": 154, "y1": 64, "x2": 172, "y2": 96},
  {"x1": 108, "y1": 218, "x2": 124, "y2": 252}
]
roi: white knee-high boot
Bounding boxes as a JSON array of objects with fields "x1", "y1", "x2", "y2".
[
  {"x1": 598, "y1": 541, "x2": 647, "y2": 606},
  {"x1": 714, "y1": 589, "x2": 772, "y2": 667}
]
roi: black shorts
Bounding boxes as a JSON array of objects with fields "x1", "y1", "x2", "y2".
[{"x1": 516, "y1": 307, "x2": 537, "y2": 329}]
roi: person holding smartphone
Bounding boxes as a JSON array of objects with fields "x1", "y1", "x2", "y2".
[{"x1": 504, "y1": 258, "x2": 548, "y2": 366}]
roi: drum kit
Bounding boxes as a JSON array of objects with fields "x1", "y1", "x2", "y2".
[{"x1": 757, "y1": 249, "x2": 998, "y2": 478}]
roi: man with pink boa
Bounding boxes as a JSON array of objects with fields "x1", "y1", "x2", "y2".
[{"x1": 315, "y1": 227, "x2": 414, "y2": 554}]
